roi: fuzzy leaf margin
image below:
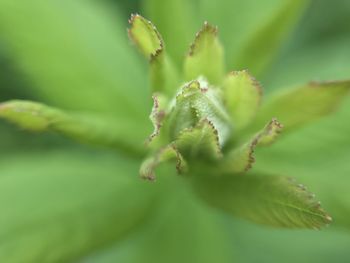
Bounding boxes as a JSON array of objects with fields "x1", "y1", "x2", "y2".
[
  {"x1": 223, "y1": 70, "x2": 262, "y2": 130},
  {"x1": 184, "y1": 22, "x2": 225, "y2": 85},
  {"x1": 193, "y1": 173, "x2": 332, "y2": 229},
  {"x1": 222, "y1": 118, "x2": 283, "y2": 173}
]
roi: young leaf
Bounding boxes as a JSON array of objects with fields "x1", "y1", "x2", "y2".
[
  {"x1": 0, "y1": 0, "x2": 149, "y2": 116},
  {"x1": 223, "y1": 70, "x2": 262, "y2": 130},
  {"x1": 184, "y1": 22, "x2": 225, "y2": 85},
  {"x1": 176, "y1": 119, "x2": 222, "y2": 161},
  {"x1": 193, "y1": 173, "x2": 332, "y2": 229},
  {"x1": 128, "y1": 14, "x2": 163, "y2": 59},
  {"x1": 222, "y1": 118, "x2": 283, "y2": 173},
  {"x1": 0, "y1": 100, "x2": 146, "y2": 156},
  {"x1": 232, "y1": 0, "x2": 310, "y2": 75},
  {"x1": 0, "y1": 151, "x2": 156, "y2": 262},
  {"x1": 249, "y1": 80, "x2": 350, "y2": 133},
  {"x1": 129, "y1": 14, "x2": 179, "y2": 95},
  {"x1": 167, "y1": 80, "x2": 232, "y2": 146},
  {"x1": 140, "y1": 144, "x2": 187, "y2": 180}
]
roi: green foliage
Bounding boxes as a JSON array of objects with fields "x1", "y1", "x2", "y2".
[
  {"x1": 0, "y1": 100, "x2": 146, "y2": 155},
  {"x1": 184, "y1": 22, "x2": 225, "y2": 85},
  {"x1": 1, "y1": 0, "x2": 350, "y2": 262},
  {"x1": 250, "y1": 80, "x2": 350, "y2": 132},
  {"x1": 193, "y1": 173, "x2": 332, "y2": 229},
  {"x1": 223, "y1": 70, "x2": 262, "y2": 130},
  {"x1": 0, "y1": 151, "x2": 156, "y2": 262}
]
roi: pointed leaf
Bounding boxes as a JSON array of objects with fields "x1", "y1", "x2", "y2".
[
  {"x1": 0, "y1": 151, "x2": 156, "y2": 262},
  {"x1": 129, "y1": 14, "x2": 179, "y2": 95},
  {"x1": 0, "y1": 100, "x2": 146, "y2": 156},
  {"x1": 0, "y1": 0, "x2": 149, "y2": 116},
  {"x1": 223, "y1": 70, "x2": 262, "y2": 130},
  {"x1": 140, "y1": 144, "x2": 187, "y2": 180},
  {"x1": 250, "y1": 80, "x2": 350, "y2": 133},
  {"x1": 128, "y1": 14, "x2": 163, "y2": 59},
  {"x1": 223, "y1": 118, "x2": 283, "y2": 173},
  {"x1": 184, "y1": 22, "x2": 225, "y2": 85},
  {"x1": 193, "y1": 173, "x2": 332, "y2": 229},
  {"x1": 176, "y1": 119, "x2": 222, "y2": 161}
]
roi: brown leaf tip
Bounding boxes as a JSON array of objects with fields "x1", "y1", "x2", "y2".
[
  {"x1": 188, "y1": 21, "x2": 219, "y2": 56},
  {"x1": 128, "y1": 13, "x2": 164, "y2": 61}
]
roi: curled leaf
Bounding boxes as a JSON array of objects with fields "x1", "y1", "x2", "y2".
[
  {"x1": 223, "y1": 118, "x2": 283, "y2": 173},
  {"x1": 223, "y1": 70, "x2": 262, "y2": 130},
  {"x1": 184, "y1": 22, "x2": 225, "y2": 85},
  {"x1": 176, "y1": 119, "x2": 222, "y2": 161},
  {"x1": 140, "y1": 144, "x2": 187, "y2": 181},
  {"x1": 193, "y1": 173, "x2": 332, "y2": 229},
  {"x1": 128, "y1": 13, "x2": 163, "y2": 59},
  {"x1": 129, "y1": 14, "x2": 179, "y2": 95},
  {"x1": 167, "y1": 79, "x2": 231, "y2": 146}
]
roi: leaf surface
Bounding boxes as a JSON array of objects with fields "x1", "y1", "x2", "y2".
[
  {"x1": 184, "y1": 22, "x2": 225, "y2": 85},
  {"x1": 0, "y1": 100, "x2": 146, "y2": 156},
  {"x1": 193, "y1": 173, "x2": 332, "y2": 229}
]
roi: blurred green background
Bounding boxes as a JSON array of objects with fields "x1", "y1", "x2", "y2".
[{"x1": 0, "y1": 0, "x2": 349, "y2": 262}]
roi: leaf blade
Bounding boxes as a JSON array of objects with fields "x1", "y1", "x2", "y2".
[
  {"x1": 184, "y1": 22, "x2": 225, "y2": 85},
  {"x1": 193, "y1": 173, "x2": 332, "y2": 229},
  {"x1": 223, "y1": 70, "x2": 262, "y2": 130},
  {"x1": 0, "y1": 100, "x2": 146, "y2": 156},
  {"x1": 250, "y1": 80, "x2": 350, "y2": 133}
]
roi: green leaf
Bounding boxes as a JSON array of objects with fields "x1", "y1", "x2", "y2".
[
  {"x1": 253, "y1": 95, "x2": 350, "y2": 231},
  {"x1": 167, "y1": 80, "x2": 232, "y2": 146},
  {"x1": 128, "y1": 14, "x2": 163, "y2": 59},
  {"x1": 0, "y1": 0, "x2": 149, "y2": 117},
  {"x1": 223, "y1": 70, "x2": 262, "y2": 130},
  {"x1": 184, "y1": 22, "x2": 225, "y2": 85},
  {"x1": 142, "y1": 0, "x2": 199, "y2": 66},
  {"x1": 222, "y1": 118, "x2": 283, "y2": 173},
  {"x1": 249, "y1": 80, "x2": 350, "y2": 133},
  {"x1": 0, "y1": 151, "x2": 156, "y2": 262},
  {"x1": 193, "y1": 173, "x2": 332, "y2": 229},
  {"x1": 139, "y1": 144, "x2": 187, "y2": 181},
  {"x1": 176, "y1": 119, "x2": 222, "y2": 161},
  {"x1": 128, "y1": 14, "x2": 179, "y2": 96},
  {"x1": 232, "y1": 0, "x2": 309, "y2": 76},
  {"x1": 0, "y1": 100, "x2": 146, "y2": 156}
]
